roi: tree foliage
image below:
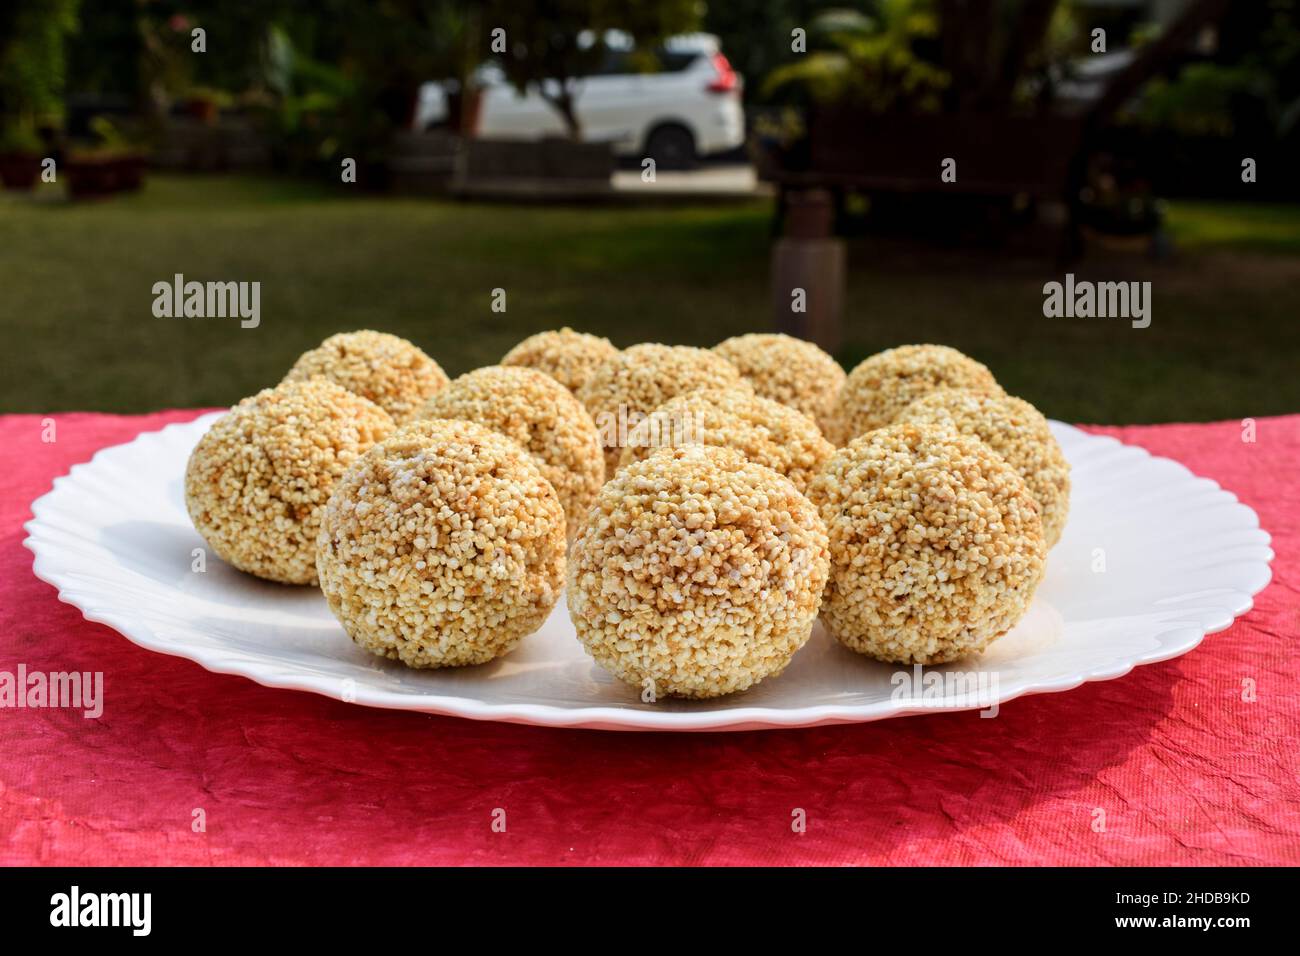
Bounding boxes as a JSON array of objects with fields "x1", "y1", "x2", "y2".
[
  {"x1": 0, "y1": 0, "x2": 80, "y2": 140},
  {"x1": 761, "y1": 1, "x2": 948, "y2": 113},
  {"x1": 483, "y1": 0, "x2": 699, "y2": 137}
]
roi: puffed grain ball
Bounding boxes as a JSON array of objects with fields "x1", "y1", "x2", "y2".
[
  {"x1": 897, "y1": 388, "x2": 1071, "y2": 548},
  {"x1": 619, "y1": 388, "x2": 834, "y2": 495},
  {"x1": 185, "y1": 379, "x2": 395, "y2": 585},
  {"x1": 713, "y1": 333, "x2": 846, "y2": 436},
  {"x1": 282, "y1": 330, "x2": 449, "y2": 424},
  {"x1": 419, "y1": 365, "x2": 604, "y2": 532},
  {"x1": 316, "y1": 419, "x2": 565, "y2": 668},
  {"x1": 568, "y1": 445, "x2": 830, "y2": 699},
  {"x1": 577, "y1": 343, "x2": 749, "y2": 475},
  {"x1": 500, "y1": 327, "x2": 619, "y2": 394},
  {"x1": 808, "y1": 423, "x2": 1045, "y2": 665},
  {"x1": 831, "y1": 344, "x2": 1001, "y2": 445}
]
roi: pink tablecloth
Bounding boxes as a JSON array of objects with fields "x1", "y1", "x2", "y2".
[{"x1": 1, "y1": 410, "x2": 1296, "y2": 866}]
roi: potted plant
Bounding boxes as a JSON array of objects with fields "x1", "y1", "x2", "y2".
[
  {"x1": 0, "y1": 123, "x2": 43, "y2": 190},
  {"x1": 0, "y1": 0, "x2": 78, "y2": 187},
  {"x1": 183, "y1": 85, "x2": 233, "y2": 125},
  {"x1": 65, "y1": 116, "x2": 147, "y2": 199}
]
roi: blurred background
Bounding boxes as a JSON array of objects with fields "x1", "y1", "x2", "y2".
[{"x1": 1, "y1": 0, "x2": 1297, "y2": 423}]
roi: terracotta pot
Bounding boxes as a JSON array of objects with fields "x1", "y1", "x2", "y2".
[
  {"x1": 116, "y1": 154, "x2": 146, "y2": 191},
  {"x1": 0, "y1": 152, "x2": 41, "y2": 191},
  {"x1": 186, "y1": 98, "x2": 219, "y2": 125},
  {"x1": 66, "y1": 154, "x2": 146, "y2": 199}
]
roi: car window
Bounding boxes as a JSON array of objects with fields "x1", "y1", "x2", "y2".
[
  {"x1": 470, "y1": 47, "x2": 700, "y2": 82},
  {"x1": 592, "y1": 48, "x2": 698, "y2": 75},
  {"x1": 593, "y1": 49, "x2": 631, "y2": 76},
  {"x1": 653, "y1": 49, "x2": 701, "y2": 73}
]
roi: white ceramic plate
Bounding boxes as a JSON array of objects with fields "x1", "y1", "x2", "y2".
[{"x1": 25, "y1": 413, "x2": 1273, "y2": 731}]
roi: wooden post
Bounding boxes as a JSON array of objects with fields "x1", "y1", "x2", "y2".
[{"x1": 771, "y1": 188, "x2": 844, "y2": 352}]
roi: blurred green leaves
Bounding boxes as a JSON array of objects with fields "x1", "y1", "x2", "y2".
[
  {"x1": 761, "y1": 0, "x2": 948, "y2": 112},
  {"x1": 0, "y1": 0, "x2": 80, "y2": 135}
]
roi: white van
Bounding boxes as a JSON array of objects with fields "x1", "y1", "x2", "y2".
[{"x1": 414, "y1": 33, "x2": 745, "y2": 168}]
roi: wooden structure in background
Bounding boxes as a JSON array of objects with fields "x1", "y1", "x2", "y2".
[
  {"x1": 772, "y1": 189, "x2": 844, "y2": 351},
  {"x1": 765, "y1": 0, "x2": 1231, "y2": 346}
]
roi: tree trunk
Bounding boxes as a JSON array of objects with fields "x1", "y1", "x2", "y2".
[
  {"x1": 985, "y1": 0, "x2": 1060, "y2": 111},
  {"x1": 939, "y1": 0, "x2": 997, "y2": 112},
  {"x1": 544, "y1": 81, "x2": 582, "y2": 140},
  {"x1": 1084, "y1": 0, "x2": 1232, "y2": 129}
]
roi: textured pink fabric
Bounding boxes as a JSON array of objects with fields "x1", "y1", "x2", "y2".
[{"x1": 1, "y1": 410, "x2": 1296, "y2": 866}]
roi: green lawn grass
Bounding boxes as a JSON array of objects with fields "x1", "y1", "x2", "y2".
[
  {"x1": 3, "y1": 174, "x2": 1298, "y2": 423},
  {"x1": 1165, "y1": 200, "x2": 1300, "y2": 254}
]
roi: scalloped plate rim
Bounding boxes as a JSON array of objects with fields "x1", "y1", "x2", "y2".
[{"x1": 23, "y1": 413, "x2": 1275, "y2": 732}]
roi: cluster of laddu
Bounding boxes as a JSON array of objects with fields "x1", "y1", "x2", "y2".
[{"x1": 183, "y1": 329, "x2": 1067, "y2": 699}]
